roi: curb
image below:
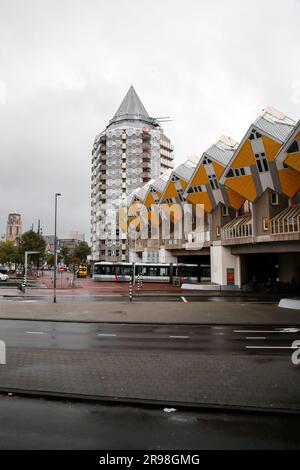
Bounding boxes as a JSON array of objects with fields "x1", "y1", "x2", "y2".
[
  {"x1": 0, "y1": 317, "x2": 299, "y2": 326},
  {"x1": 0, "y1": 387, "x2": 299, "y2": 415}
]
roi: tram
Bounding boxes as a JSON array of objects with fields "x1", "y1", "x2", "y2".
[{"x1": 92, "y1": 262, "x2": 210, "y2": 283}]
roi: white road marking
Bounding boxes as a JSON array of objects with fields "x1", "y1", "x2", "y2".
[
  {"x1": 169, "y1": 335, "x2": 189, "y2": 339},
  {"x1": 97, "y1": 333, "x2": 117, "y2": 337},
  {"x1": 234, "y1": 328, "x2": 300, "y2": 334},
  {"x1": 246, "y1": 346, "x2": 298, "y2": 350},
  {"x1": 26, "y1": 331, "x2": 45, "y2": 335},
  {"x1": 246, "y1": 337, "x2": 266, "y2": 340},
  {"x1": 181, "y1": 296, "x2": 188, "y2": 303},
  {"x1": 281, "y1": 328, "x2": 300, "y2": 333}
]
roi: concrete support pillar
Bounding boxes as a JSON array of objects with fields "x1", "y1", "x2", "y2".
[{"x1": 210, "y1": 244, "x2": 241, "y2": 288}]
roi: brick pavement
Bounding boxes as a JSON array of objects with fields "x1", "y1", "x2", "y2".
[
  {"x1": 0, "y1": 347, "x2": 299, "y2": 411},
  {"x1": 0, "y1": 300, "x2": 299, "y2": 324},
  {"x1": 1, "y1": 271, "x2": 240, "y2": 296}
]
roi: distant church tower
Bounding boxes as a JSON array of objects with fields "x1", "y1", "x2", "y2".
[{"x1": 6, "y1": 213, "x2": 22, "y2": 242}]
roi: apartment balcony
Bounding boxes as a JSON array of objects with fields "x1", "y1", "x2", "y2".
[
  {"x1": 130, "y1": 238, "x2": 160, "y2": 252},
  {"x1": 142, "y1": 143, "x2": 151, "y2": 151},
  {"x1": 270, "y1": 206, "x2": 300, "y2": 241},
  {"x1": 130, "y1": 239, "x2": 145, "y2": 252},
  {"x1": 221, "y1": 216, "x2": 252, "y2": 244},
  {"x1": 165, "y1": 161, "x2": 175, "y2": 169},
  {"x1": 164, "y1": 238, "x2": 184, "y2": 250},
  {"x1": 184, "y1": 231, "x2": 210, "y2": 250}
]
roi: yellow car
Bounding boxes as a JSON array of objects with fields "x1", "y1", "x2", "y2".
[{"x1": 77, "y1": 266, "x2": 88, "y2": 278}]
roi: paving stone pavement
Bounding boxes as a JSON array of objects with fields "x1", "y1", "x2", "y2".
[
  {"x1": 0, "y1": 347, "x2": 299, "y2": 411},
  {"x1": 0, "y1": 300, "x2": 299, "y2": 324}
]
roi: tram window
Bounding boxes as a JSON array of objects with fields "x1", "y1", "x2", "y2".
[
  {"x1": 94, "y1": 265, "x2": 110, "y2": 275},
  {"x1": 122, "y1": 266, "x2": 132, "y2": 275},
  {"x1": 160, "y1": 267, "x2": 169, "y2": 276},
  {"x1": 200, "y1": 265, "x2": 211, "y2": 279},
  {"x1": 149, "y1": 267, "x2": 159, "y2": 276},
  {"x1": 142, "y1": 266, "x2": 148, "y2": 276},
  {"x1": 176, "y1": 266, "x2": 198, "y2": 277},
  {"x1": 93, "y1": 265, "x2": 101, "y2": 274}
]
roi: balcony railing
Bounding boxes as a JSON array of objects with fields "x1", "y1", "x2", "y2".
[
  {"x1": 164, "y1": 238, "x2": 183, "y2": 249},
  {"x1": 185, "y1": 231, "x2": 210, "y2": 249},
  {"x1": 271, "y1": 206, "x2": 300, "y2": 235},
  {"x1": 221, "y1": 216, "x2": 252, "y2": 239}
]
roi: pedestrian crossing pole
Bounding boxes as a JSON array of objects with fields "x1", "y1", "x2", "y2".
[
  {"x1": 137, "y1": 273, "x2": 140, "y2": 293},
  {"x1": 129, "y1": 274, "x2": 133, "y2": 303}
]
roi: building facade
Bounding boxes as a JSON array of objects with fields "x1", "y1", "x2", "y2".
[
  {"x1": 91, "y1": 86, "x2": 174, "y2": 261},
  {"x1": 5, "y1": 213, "x2": 22, "y2": 242},
  {"x1": 123, "y1": 107, "x2": 300, "y2": 289}
]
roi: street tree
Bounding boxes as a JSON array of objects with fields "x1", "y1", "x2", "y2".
[
  {"x1": 59, "y1": 246, "x2": 71, "y2": 265},
  {"x1": 72, "y1": 241, "x2": 91, "y2": 263},
  {"x1": 0, "y1": 241, "x2": 20, "y2": 263},
  {"x1": 46, "y1": 254, "x2": 54, "y2": 266},
  {"x1": 17, "y1": 230, "x2": 46, "y2": 264}
]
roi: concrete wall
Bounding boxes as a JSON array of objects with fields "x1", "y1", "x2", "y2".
[
  {"x1": 142, "y1": 249, "x2": 160, "y2": 263},
  {"x1": 252, "y1": 189, "x2": 288, "y2": 237},
  {"x1": 210, "y1": 244, "x2": 241, "y2": 287},
  {"x1": 210, "y1": 204, "x2": 236, "y2": 242},
  {"x1": 159, "y1": 248, "x2": 177, "y2": 264},
  {"x1": 129, "y1": 251, "x2": 142, "y2": 263}
]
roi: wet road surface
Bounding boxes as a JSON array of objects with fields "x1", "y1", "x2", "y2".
[
  {"x1": 0, "y1": 395, "x2": 299, "y2": 449},
  {"x1": 0, "y1": 320, "x2": 299, "y2": 355}
]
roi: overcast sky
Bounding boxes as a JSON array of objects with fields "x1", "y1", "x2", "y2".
[{"x1": 0, "y1": 0, "x2": 299, "y2": 239}]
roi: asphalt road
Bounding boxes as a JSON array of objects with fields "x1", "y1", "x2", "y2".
[
  {"x1": 0, "y1": 319, "x2": 299, "y2": 355},
  {"x1": 0, "y1": 294, "x2": 282, "y2": 303},
  {"x1": 0, "y1": 395, "x2": 299, "y2": 450}
]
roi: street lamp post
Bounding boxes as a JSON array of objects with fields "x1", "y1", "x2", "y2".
[{"x1": 53, "y1": 193, "x2": 61, "y2": 303}]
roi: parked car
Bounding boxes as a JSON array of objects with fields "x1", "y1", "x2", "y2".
[
  {"x1": 76, "y1": 265, "x2": 88, "y2": 278},
  {"x1": 0, "y1": 273, "x2": 9, "y2": 281}
]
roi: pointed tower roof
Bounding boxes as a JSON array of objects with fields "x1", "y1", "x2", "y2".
[{"x1": 109, "y1": 86, "x2": 157, "y2": 126}]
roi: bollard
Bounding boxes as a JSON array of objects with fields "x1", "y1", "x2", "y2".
[
  {"x1": 0, "y1": 340, "x2": 6, "y2": 365},
  {"x1": 129, "y1": 275, "x2": 133, "y2": 303}
]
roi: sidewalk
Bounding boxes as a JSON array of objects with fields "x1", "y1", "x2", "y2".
[
  {"x1": 0, "y1": 346, "x2": 299, "y2": 412},
  {"x1": 0, "y1": 300, "x2": 299, "y2": 324}
]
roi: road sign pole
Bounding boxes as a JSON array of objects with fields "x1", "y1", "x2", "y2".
[
  {"x1": 53, "y1": 193, "x2": 61, "y2": 303},
  {"x1": 24, "y1": 252, "x2": 28, "y2": 285},
  {"x1": 129, "y1": 275, "x2": 132, "y2": 303}
]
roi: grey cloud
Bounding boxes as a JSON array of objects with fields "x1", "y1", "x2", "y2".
[{"x1": 0, "y1": 0, "x2": 299, "y2": 238}]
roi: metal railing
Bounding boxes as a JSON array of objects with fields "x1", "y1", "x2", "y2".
[
  {"x1": 271, "y1": 207, "x2": 300, "y2": 235},
  {"x1": 221, "y1": 216, "x2": 252, "y2": 239}
]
